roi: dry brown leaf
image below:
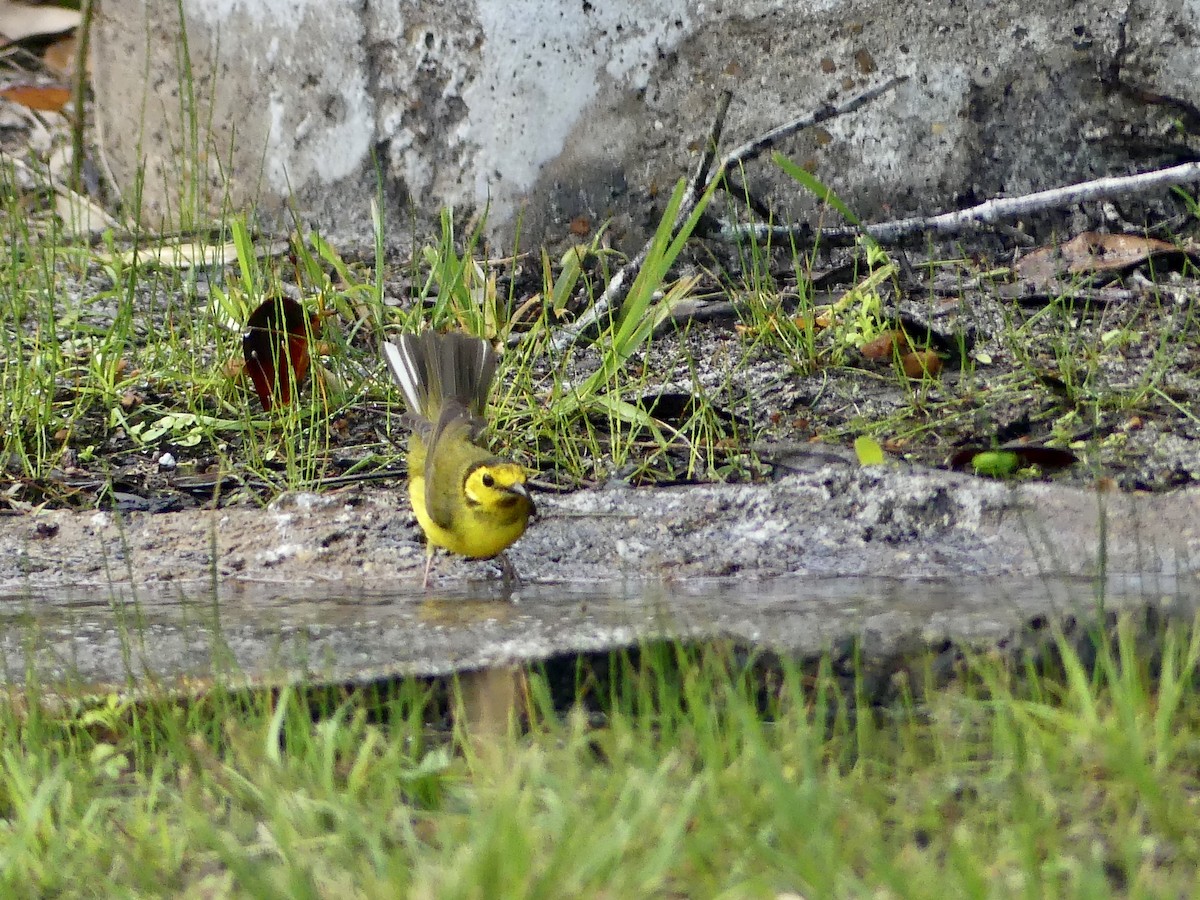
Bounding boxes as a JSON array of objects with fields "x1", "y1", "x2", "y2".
[
  {"x1": 0, "y1": 83, "x2": 71, "y2": 112},
  {"x1": 1060, "y1": 232, "x2": 1176, "y2": 272},
  {"x1": 860, "y1": 329, "x2": 911, "y2": 360},
  {"x1": 1016, "y1": 231, "x2": 1182, "y2": 291},
  {"x1": 901, "y1": 350, "x2": 942, "y2": 379},
  {"x1": 1014, "y1": 243, "x2": 1071, "y2": 290},
  {"x1": 41, "y1": 34, "x2": 78, "y2": 79}
]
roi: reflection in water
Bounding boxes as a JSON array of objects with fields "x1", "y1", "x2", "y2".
[
  {"x1": 457, "y1": 666, "x2": 525, "y2": 746},
  {"x1": 418, "y1": 598, "x2": 521, "y2": 627},
  {"x1": 0, "y1": 573, "x2": 1195, "y2": 693}
]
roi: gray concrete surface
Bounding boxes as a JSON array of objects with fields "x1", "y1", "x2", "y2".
[
  {"x1": 2, "y1": 470, "x2": 1198, "y2": 690},
  {"x1": 91, "y1": 1, "x2": 1198, "y2": 250}
]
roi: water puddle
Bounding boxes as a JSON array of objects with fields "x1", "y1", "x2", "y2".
[{"x1": 1, "y1": 573, "x2": 1196, "y2": 693}]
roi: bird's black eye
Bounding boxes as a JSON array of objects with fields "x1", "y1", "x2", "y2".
[{"x1": 481, "y1": 472, "x2": 495, "y2": 488}]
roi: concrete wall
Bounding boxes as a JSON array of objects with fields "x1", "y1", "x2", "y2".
[{"x1": 91, "y1": 1, "x2": 1199, "y2": 251}]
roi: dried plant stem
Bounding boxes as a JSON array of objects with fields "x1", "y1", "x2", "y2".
[{"x1": 712, "y1": 160, "x2": 1200, "y2": 246}]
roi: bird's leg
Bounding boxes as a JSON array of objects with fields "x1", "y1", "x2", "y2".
[
  {"x1": 496, "y1": 552, "x2": 520, "y2": 586},
  {"x1": 422, "y1": 544, "x2": 436, "y2": 590}
]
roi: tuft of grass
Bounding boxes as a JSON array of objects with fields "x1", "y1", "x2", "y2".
[
  {"x1": 395, "y1": 176, "x2": 750, "y2": 486},
  {"x1": 732, "y1": 158, "x2": 895, "y2": 372}
]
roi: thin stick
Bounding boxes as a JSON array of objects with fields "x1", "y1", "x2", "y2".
[
  {"x1": 709, "y1": 160, "x2": 1200, "y2": 246},
  {"x1": 551, "y1": 77, "x2": 906, "y2": 353},
  {"x1": 691, "y1": 89, "x2": 733, "y2": 197},
  {"x1": 718, "y1": 76, "x2": 906, "y2": 174}
]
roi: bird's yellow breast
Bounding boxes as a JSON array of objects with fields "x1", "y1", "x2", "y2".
[{"x1": 408, "y1": 472, "x2": 530, "y2": 559}]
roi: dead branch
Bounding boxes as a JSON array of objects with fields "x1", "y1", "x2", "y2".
[
  {"x1": 717, "y1": 76, "x2": 907, "y2": 176},
  {"x1": 709, "y1": 160, "x2": 1200, "y2": 246},
  {"x1": 550, "y1": 76, "x2": 907, "y2": 354},
  {"x1": 691, "y1": 89, "x2": 733, "y2": 197}
]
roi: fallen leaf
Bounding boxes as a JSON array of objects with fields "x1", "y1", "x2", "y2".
[
  {"x1": 860, "y1": 329, "x2": 910, "y2": 360},
  {"x1": 41, "y1": 34, "x2": 78, "y2": 79},
  {"x1": 1016, "y1": 231, "x2": 1184, "y2": 291},
  {"x1": 0, "y1": 1, "x2": 81, "y2": 43},
  {"x1": 107, "y1": 238, "x2": 290, "y2": 271},
  {"x1": 901, "y1": 350, "x2": 942, "y2": 378},
  {"x1": 1061, "y1": 232, "x2": 1177, "y2": 273},
  {"x1": 854, "y1": 436, "x2": 885, "y2": 466},
  {"x1": 949, "y1": 445, "x2": 1078, "y2": 477},
  {"x1": 0, "y1": 84, "x2": 71, "y2": 112},
  {"x1": 55, "y1": 191, "x2": 118, "y2": 238},
  {"x1": 242, "y1": 297, "x2": 316, "y2": 410}
]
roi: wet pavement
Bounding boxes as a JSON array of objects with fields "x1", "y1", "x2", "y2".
[{"x1": 2, "y1": 471, "x2": 1198, "y2": 692}]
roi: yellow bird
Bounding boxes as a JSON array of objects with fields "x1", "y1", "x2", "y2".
[{"x1": 383, "y1": 331, "x2": 534, "y2": 586}]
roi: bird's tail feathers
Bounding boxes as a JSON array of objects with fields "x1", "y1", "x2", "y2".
[{"x1": 384, "y1": 332, "x2": 496, "y2": 426}]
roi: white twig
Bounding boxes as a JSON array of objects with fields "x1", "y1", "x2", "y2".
[
  {"x1": 550, "y1": 77, "x2": 907, "y2": 353},
  {"x1": 710, "y1": 160, "x2": 1200, "y2": 246}
]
